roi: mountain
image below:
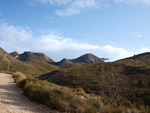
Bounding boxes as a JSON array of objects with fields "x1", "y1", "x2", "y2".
[
  {"x1": 0, "y1": 47, "x2": 17, "y2": 61},
  {"x1": 10, "y1": 51, "x2": 19, "y2": 58},
  {"x1": 71, "y1": 53, "x2": 103, "y2": 64},
  {"x1": 0, "y1": 48, "x2": 58, "y2": 76},
  {"x1": 18, "y1": 51, "x2": 55, "y2": 63},
  {"x1": 52, "y1": 58, "x2": 73, "y2": 66}
]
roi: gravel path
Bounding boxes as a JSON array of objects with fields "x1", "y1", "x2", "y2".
[{"x1": 0, "y1": 73, "x2": 54, "y2": 113}]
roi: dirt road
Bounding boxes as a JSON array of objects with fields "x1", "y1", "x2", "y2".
[{"x1": 0, "y1": 73, "x2": 54, "y2": 113}]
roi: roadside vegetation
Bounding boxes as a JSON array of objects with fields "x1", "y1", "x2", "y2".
[
  {"x1": 14, "y1": 72, "x2": 150, "y2": 113},
  {"x1": 14, "y1": 72, "x2": 104, "y2": 113}
]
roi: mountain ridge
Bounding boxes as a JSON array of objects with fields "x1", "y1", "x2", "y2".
[
  {"x1": 18, "y1": 51, "x2": 55, "y2": 63},
  {"x1": 0, "y1": 47, "x2": 18, "y2": 62},
  {"x1": 71, "y1": 53, "x2": 103, "y2": 64},
  {"x1": 10, "y1": 51, "x2": 19, "y2": 58}
]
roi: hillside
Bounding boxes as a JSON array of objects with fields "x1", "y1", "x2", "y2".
[
  {"x1": 117, "y1": 52, "x2": 150, "y2": 67},
  {"x1": 0, "y1": 47, "x2": 18, "y2": 61},
  {"x1": 39, "y1": 52, "x2": 150, "y2": 108},
  {"x1": 0, "y1": 47, "x2": 59, "y2": 76},
  {"x1": 71, "y1": 53, "x2": 103, "y2": 64},
  {"x1": 18, "y1": 51, "x2": 55, "y2": 63},
  {"x1": 38, "y1": 62, "x2": 128, "y2": 93},
  {"x1": 0, "y1": 60, "x2": 59, "y2": 76}
]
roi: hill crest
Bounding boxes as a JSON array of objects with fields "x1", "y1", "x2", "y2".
[
  {"x1": 71, "y1": 53, "x2": 103, "y2": 64},
  {"x1": 18, "y1": 51, "x2": 55, "y2": 63},
  {"x1": 0, "y1": 47, "x2": 18, "y2": 61}
]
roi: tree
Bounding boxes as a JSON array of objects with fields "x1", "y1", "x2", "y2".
[{"x1": 109, "y1": 74, "x2": 130, "y2": 106}]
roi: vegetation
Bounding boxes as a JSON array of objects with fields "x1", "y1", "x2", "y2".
[
  {"x1": 39, "y1": 61, "x2": 150, "y2": 112},
  {"x1": 14, "y1": 72, "x2": 104, "y2": 113},
  {"x1": 14, "y1": 72, "x2": 150, "y2": 113},
  {"x1": 1, "y1": 47, "x2": 150, "y2": 112},
  {"x1": 0, "y1": 60, "x2": 59, "y2": 76}
]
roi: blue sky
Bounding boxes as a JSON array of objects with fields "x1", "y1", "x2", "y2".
[{"x1": 0, "y1": 0, "x2": 150, "y2": 61}]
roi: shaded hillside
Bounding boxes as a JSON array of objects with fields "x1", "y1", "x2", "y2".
[
  {"x1": 71, "y1": 53, "x2": 103, "y2": 64},
  {"x1": 10, "y1": 51, "x2": 19, "y2": 58},
  {"x1": 18, "y1": 51, "x2": 55, "y2": 63},
  {"x1": 39, "y1": 61, "x2": 150, "y2": 92},
  {"x1": 0, "y1": 47, "x2": 18, "y2": 61},
  {"x1": 39, "y1": 62, "x2": 128, "y2": 93}
]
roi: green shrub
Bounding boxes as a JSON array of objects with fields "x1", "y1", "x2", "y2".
[
  {"x1": 111, "y1": 106, "x2": 127, "y2": 113},
  {"x1": 14, "y1": 72, "x2": 106, "y2": 113},
  {"x1": 14, "y1": 72, "x2": 27, "y2": 88},
  {"x1": 121, "y1": 100, "x2": 132, "y2": 108},
  {"x1": 84, "y1": 106, "x2": 97, "y2": 113}
]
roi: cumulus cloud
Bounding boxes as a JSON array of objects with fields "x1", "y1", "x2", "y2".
[{"x1": 0, "y1": 22, "x2": 134, "y2": 61}]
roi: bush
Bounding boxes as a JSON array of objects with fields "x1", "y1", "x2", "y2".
[
  {"x1": 111, "y1": 106, "x2": 127, "y2": 113},
  {"x1": 84, "y1": 106, "x2": 97, "y2": 113},
  {"x1": 14, "y1": 72, "x2": 104, "y2": 113},
  {"x1": 14, "y1": 72, "x2": 27, "y2": 88},
  {"x1": 121, "y1": 100, "x2": 132, "y2": 108}
]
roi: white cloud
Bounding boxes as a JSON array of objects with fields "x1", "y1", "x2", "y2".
[
  {"x1": 113, "y1": 0, "x2": 150, "y2": 5},
  {"x1": 0, "y1": 22, "x2": 135, "y2": 61},
  {"x1": 26, "y1": 0, "x2": 150, "y2": 16},
  {"x1": 140, "y1": 47, "x2": 150, "y2": 53},
  {"x1": 55, "y1": 0, "x2": 99, "y2": 16},
  {"x1": 26, "y1": 0, "x2": 72, "y2": 6},
  {"x1": 26, "y1": 0, "x2": 103, "y2": 16}
]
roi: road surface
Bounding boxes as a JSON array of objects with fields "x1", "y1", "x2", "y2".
[{"x1": 0, "y1": 73, "x2": 55, "y2": 113}]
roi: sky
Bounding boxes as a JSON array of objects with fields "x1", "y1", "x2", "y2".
[{"x1": 0, "y1": 0, "x2": 150, "y2": 61}]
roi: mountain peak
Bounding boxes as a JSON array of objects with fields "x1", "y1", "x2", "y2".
[
  {"x1": 71, "y1": 53, "x2": 103, "y2": 64},
  {"x1": 52, "y1": 58, "x2": 73, "y2": 66},
  {"x1": 0, "y1": 47, "x2": 17, "y2": 61},
  {"x1": 10, "y1": 51, "x2": 19, "y2": 58},
  {"x1": 18, "y1": 51, "x2": 55, "y2": 63}
]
